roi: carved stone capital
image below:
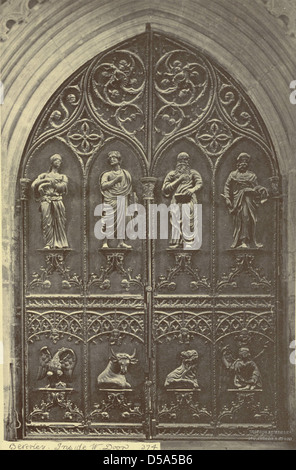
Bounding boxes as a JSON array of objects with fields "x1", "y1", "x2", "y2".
[
  {"x1": 141, "y1": 177, "x2": 157, "y2": 200},
  {"x1": 268, "y1": 175, "x2": 281, "y2": 197},
  {"x1": 19, "y1": 178, "x2": 31, "y2": 200}
]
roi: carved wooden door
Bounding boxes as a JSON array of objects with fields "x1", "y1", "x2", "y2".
[{"x1": 19, "y1": 28, "x2": 285, "y2": 439}]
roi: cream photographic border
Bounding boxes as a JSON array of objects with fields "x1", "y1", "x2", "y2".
[{"x1": 1, "y1": 0, "x2": 296, "y2": 450}]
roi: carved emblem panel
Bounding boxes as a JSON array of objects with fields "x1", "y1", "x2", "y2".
[{"x1": 19, "y1": 29, "x2": 284, "y2": 439}]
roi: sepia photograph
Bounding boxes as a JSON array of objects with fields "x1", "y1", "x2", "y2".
[{"x1": 0, "y1": 0, "x2": 296, "y2": 452}]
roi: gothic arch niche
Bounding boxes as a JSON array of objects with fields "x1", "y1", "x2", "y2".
[{"x1": 17, "y1": 29, "x2": 286, "y2": 439}]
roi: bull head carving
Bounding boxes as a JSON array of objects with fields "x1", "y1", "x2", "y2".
[{"x1": 97, "y1": 349, "x2": 138, "y2": 389}]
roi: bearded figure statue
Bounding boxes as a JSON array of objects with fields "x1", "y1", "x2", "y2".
[{"x1": 162, "y1": 152, "x2": 203, "y2": 250}]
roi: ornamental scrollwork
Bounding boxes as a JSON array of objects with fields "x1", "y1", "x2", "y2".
[
  {"x1": 217, "y1": 391, "x2": 274, "y2": 425},
  {"x1": 89, "y1": 392, "x2": 143, "y2": 422},
  {"x1": 29, "y1": 250, "x2": 83, "y2": 291},
  {"x1": 87, "y1": 311, "x2": 144, "y2": 345},
  {"x1": 157, "y1": 252, "x2": 210, "y2": 292},
  {"x1": 27, "y1": 391, "x2": 84, "y2": 424},
  {"x1": 87, "y1": 250, "x2": 143, "y2": 292},
  {"x1": 158, "y1": 392, "x2": 211, "y2": 423},
  {"x1": 154, "y1": 48, "x2": 212, "y2": 145},
  {"x1": 88, "y1": 49, "x2": 146, "y2": 146},
  {"x1": 46, "y1": 85, "x2": 81, "y2": 132},
  {"x1": 216, "y1": 254, "x2": 272, "y2": 292},
  {"x1": 217, "y1": 73, "x2": 265, "y2": 138},
  {"x1": 66, "y1": 118, "x2": 103, "y2": 158},
  {"x1": 156, "y1": 311, "x2": 212, "y2": 344}
]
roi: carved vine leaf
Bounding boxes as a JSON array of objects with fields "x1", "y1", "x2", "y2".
[
  {"x1": 87, "y1": 251, "x2": 143, "y2": 293},
  {"x1": 88, "y1": 49, "x2": 146, "y2": 147},
  {"x1": 217, "y1": 391, "x2": 274, "y2": 424},
  {"x1": 158, "y1": 392, "x2": 211, "y2": 423},
  {"x1": 153, "y1": 40, "x2": 213, "y2": 148},
  {"x1": 157, "y1": 253, "x2": 210, "y2": 292},
  {"x1": 217, "y1": 254, "x2": 272, "y2": 292},
  {"x1": 29, "y1": 252, "x2": 83, "y2": 292},
  {"x1": 88, "y1": 392, "x2": 143, "y2": 422}
]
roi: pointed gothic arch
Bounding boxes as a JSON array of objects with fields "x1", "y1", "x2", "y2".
[{"x1": 11, "y1": 29, "x2": 288, "y2": 439}]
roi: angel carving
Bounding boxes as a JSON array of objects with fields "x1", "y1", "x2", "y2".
[
  {"x1": 221, "y1": 346, "x2": 263, "y2": 391},
  {"x1": 37, "y1": 346, "x2": 77, "y2": 389}
]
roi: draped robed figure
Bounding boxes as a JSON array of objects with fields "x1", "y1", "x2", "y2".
[
  {"x1": 100, "y1": 150, "x2": 133, "y2": 249},
  {"x1": 32, "y1": 154, "x2": 69, "y2": 249},
  {"x1": 223, "y1": 153, "x2": 268, "y2": 249},
  {"x1": 162, "y1": 152, "x2": 203, "y2": 249}
]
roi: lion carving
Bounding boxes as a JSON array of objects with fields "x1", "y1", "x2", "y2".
[{"x1": 164, "y1": 350, "x2": 200, "y2": 389}]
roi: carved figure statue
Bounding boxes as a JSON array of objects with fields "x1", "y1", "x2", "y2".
[
  {"x1": 165, "y1": 349, "x2": 200, "y2": 389},
  {"x1": 100, "y1": 150, "x2": 134, "y2": 249},
  {"x1": 97, "y1": 349, "x2": 138, "y2": 389},
  {"x1": 32, "y1": 154, "x2": 69, "y2": 249},
  {"x1": 222, "y1": 153, "x2": 268, "y2": 249},
  {"x1": 221, "y1": 346, "x2": 262, "y2": 391},
  {"x1": 162, "y1": 152, "x2": 203, "y2": 249},
  {"x1": 37, "y1": 346, "x2": 77, "y2": 388}
]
